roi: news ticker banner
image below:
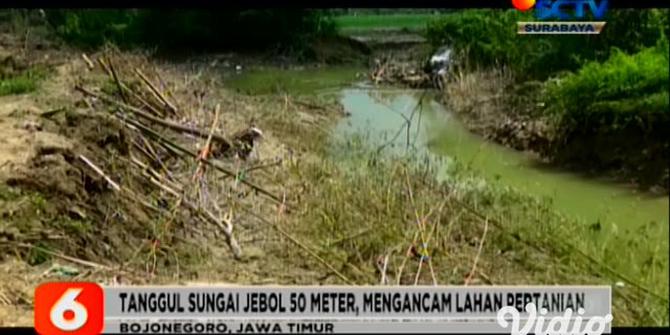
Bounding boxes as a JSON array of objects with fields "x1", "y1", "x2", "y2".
[{"x1": 34, "y1": 283, "x2": 612, "y2": 334}]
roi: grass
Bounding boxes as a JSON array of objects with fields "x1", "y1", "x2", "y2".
[
  {"x1": 280, "y1": 129, "x2": 669, "y2": 325},
  {"x1": 0, "y1": 70, "x2": 43, "y2": 96},
  {"x1": 334, "y1": 13, "x2": 442, "y2": 33},
  {"x1": 226, "y1": 66, "x2": 363, "y2": 95}
]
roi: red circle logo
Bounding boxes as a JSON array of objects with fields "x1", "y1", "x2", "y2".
[{"x1": 512, "y1": 0, "x2": 536, "y2": 11}]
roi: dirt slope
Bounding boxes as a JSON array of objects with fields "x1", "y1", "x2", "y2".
[{"x1": 0, "y1": 39, "x2": 335, "y2": 325}]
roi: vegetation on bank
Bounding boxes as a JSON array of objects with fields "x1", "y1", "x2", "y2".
[
  {"x1": 258, "y1": 83, "x2": 668, "y2": 325},
  {"x1": 226, "y1": 66, "x2": 362, "y2": 95},
  {"x1": 426, "y1": 9, "x2": 669, "y2": 188},
  {"x1": 43, "y1": 9, "x2": 337, "y2": 53},
  {"x1": 286, "y1": 132, "x2": 669, "y2": 326},
  {"x1": 0, "y1": 8, "x2": 667, "y2": 327},
  {"x1": 0, "y1": 70, "x2": 40, "y2": 96},
  {"x1": 545, "y1": 38, "x2": 669, "y2": 187},
  {"x1": 425, "y1": 9, "x2": 669, "y2": 80},
  {"x1": 0, "y1": 60, "x2": 47, "y2": 96}
]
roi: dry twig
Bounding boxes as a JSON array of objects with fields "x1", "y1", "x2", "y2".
[{"x1": 464, "y1": 218, "x2": 489, "y2": 286}]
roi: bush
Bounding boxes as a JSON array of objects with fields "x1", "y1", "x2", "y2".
[
  {"x1": 44, "y1": 9, "x2": 337, "y2": 52},
  {"x1": 45, "y1": 10, "x2": 144, "y2": 48},
  {"x1": 547, "y1": 39, "x2": 669, "y2": 123},
  {"x1": 425, "y1": 9, "x2": 669, "y2": 79},
  {"x1": 544, "y1": 38, "x2": 669, "y2": 186}
]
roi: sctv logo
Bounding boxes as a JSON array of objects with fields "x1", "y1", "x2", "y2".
[{"x1": 513, "y1": 0, "x2": 609, "y2": 20}]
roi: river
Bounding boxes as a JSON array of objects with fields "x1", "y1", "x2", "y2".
[{"x1": 335, "y1": 86, "x2": 669, "y2": 235}]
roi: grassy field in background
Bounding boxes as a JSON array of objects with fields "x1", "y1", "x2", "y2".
[
  {"x1": 226, "y1": 66, "x2": 363, "y2": 95},
  {"x1": 334, "y1": 13, "x2": 441, "y2": 33}
]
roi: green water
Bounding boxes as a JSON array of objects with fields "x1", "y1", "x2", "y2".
[
  {"x1": 226, "y1": 66, "x2": 363, "y2": 95},
  {"x1": 336, "y1": 88, "x2": 669, "y2": 232}
]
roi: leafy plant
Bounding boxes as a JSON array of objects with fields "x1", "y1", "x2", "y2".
[
  {"x1": 544, "y1": 38, "x2": 669, "y2": 186},
  {"x1": 425, "y1": 9, "x2": 669, "y2": 80},
  {"x1": 44, "y1": 9, "x2": 338, "y2": 53}
]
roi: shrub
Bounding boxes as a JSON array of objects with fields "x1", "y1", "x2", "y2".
[
  {"x1": 425, "y1": 9, "x2": 669, "y2": 79},
  {"x1": 45, "y1": 10, "x2": 144, "y2": 48},
  {"x1": 544, "y1": 38, "x2": 669, "y2": 186},
  {"x1": 44, "y1": 9, "x2": 337, "y2": 52},
  {"x1": 546, "y1": 38, "x2": 668, "y2": 128}
]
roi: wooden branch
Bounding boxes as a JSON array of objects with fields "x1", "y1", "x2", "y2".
[
  {"x1": 464, "y1": 218, "x2": 488, "y2": 286},
  {"x1": 193, "y1": 104, "x2": 221, "y2": 180},
  {"x1": 119, "y1": 116, "x2": 284, "y2": 205},
  {"x1": 237, "y1": 204, "x2": 353, "y2": 285},
  {"x1": 75, "y1": 85, "x2": 233, "y2": 149},
  {"x1": 81, "y1": 53, "x2": 94, "y2": 70},
  {"x1": 107, "y1": 57, "x2": 129, "y2": 104},
  {"x1": 135, "y1": 68, "x2": 178, "y2": 115},
  {"x1": 145, "y1": 173, "x2": 242, "y2": 259},
  {"x1": 96, "y1": 57, "x2": 113, "y2": 77},
  {"x1": 79, "y1": 155, "x2": 120, "y2": 191},
  {"x1": 98, "y1": 58, "x2": 165, "y2": 117}
]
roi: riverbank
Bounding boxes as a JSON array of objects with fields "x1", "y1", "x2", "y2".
[
  {"x1": 225, "y1": 65, "x2": 669, "y2": 326},
  {"x1": 0, "y1": 34, "x2": 362, "y2": 322},
  {"x1": 422, "y1": 9, "x2": 669, "y2": 194},
  {"x1": 439, "y1": 68, "x2": 551, "y2": 155},
  {"x1": 441, "y1": 66, "x2": 668, "y2": 195}
]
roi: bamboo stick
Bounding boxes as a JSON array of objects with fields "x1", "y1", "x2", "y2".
[
  {"x1": 75, "y1": 85, "x2": 233, "y2": 149},
  {"x1": 119, "y1": 116, "x2": 284, "y2": 205},
  {"x1": 135, "y1": 68, "x2": 178, "y2": 115}
]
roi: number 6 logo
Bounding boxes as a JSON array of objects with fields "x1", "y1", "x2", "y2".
[
  {"x1": 35, "y1": 282, "x2": 104, "y2": 335},
  {"x1": 50, "y1": 288, "x2": 88, "y2": 331}
]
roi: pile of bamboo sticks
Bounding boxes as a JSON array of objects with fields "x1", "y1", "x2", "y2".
[{"x1": 75, "y1": 52, "x2": 285, "y2": 261}]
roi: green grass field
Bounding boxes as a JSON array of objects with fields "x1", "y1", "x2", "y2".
[{"x1": 334, "y1": 14, "x2": 442, "y2": 33}]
